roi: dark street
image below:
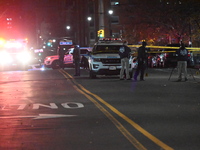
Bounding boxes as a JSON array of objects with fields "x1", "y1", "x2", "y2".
[{"x1": 0, "y1": 68, "x2": 200, "y2": 150}]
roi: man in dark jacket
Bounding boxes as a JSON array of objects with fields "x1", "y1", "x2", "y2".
[
  {"x1": 57, "y1": 46, "x2": 65, "y2": 69},
  {"x1": 176, "y1": 42, "x2": 188, "y2": 81},
  {"x1": 133, "y1": 41, "x2": 147, "y2": 81},
  {"x1": 72, "y1": 44, "x2": 80, "y2": 76},
  {"x1": 119, "y1": 41, "x2": 131, "y2": 80}
]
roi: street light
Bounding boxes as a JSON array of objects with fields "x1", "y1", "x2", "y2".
[
  {"x1": 66, "y1": 26, "x2": 71, "y2": 30},
  {"x1": 66, "y1": 25, "x2": 71, "y2": 39},
  {"x1": 108, "y1": 10, "x2": 113, "y2": 15},
  {"x1": 87, "y1": 17, "x2": 92, "y2": 21},
  {"x1": 108, "y1": 10, "x2": 113, "y2": 37}
]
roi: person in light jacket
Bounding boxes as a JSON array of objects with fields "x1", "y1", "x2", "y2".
[
  {"x1": 119, "y1": 41, "x2": 131, "y2": 80},
  {"x1": 176, "y1": 42, "x2": 188, "y2": 81}
]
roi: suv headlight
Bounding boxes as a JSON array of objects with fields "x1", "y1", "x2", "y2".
[
  {"x1": 45, "y1": 57, "x2": 52, "y2": 60},
  {"x1": 17, "y1": 52, "x2": 32, "y2": 63},
  {"x1": 0, "y1": 51, "x2": 12, "y2": 63}
]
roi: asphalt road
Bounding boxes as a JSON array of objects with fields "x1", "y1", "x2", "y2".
[{"x1": 0, "y1": 67, "x2": 200, "y2": 150}]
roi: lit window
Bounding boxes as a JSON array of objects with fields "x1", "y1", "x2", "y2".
[
  {"x1": 6, "y1": 18, "x2": 12, "y2": 21},
  {"x1": 110, "y1": 0, "x2": 119, "y2": 6}
]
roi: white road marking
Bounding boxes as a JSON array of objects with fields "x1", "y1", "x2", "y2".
[{"x1": 0, "y1": 114, "x2": 77, "y2": 120}]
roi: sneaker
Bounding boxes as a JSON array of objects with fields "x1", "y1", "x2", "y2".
[
  {"x1": 185, "y1": 78, "x2": 188, "y2": 82},
  {"x1": 177, "y1": 79, "x2": 181, "y2": 82},
  {"x1": 120, "y1": 78, "x2": 124, "y2": 80}
]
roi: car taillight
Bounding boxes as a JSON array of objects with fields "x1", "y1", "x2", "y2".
[
  {"x1": 165, "y1": 53, "x2": 169, "y2": 57},
  {"x1": 132, "y1": 58, "x2": 137, "y2": 63}
]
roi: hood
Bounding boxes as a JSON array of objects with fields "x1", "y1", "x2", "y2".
[
  {"x1": 91, "y1": 53, "x2": 120, "y2": 59},
  {"x1": 46, "y1": 55, "x2": 58, "y2": 58}
]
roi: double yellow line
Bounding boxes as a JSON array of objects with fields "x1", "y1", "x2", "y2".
[{"x1": 59, "y1": 69, "x2": 174, "y2": 150}]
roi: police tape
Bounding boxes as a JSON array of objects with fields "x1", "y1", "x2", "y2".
[{"x1": 128, "y1": 45, "x2": 200, "y2": 53}]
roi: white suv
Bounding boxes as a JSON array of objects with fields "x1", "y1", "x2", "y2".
[
  {"x1": 44, "y1": 47, "x2": 91, "y2": 69},
  {"x1": 88, "y1": 38, "x2": 133, "y2": 78}
]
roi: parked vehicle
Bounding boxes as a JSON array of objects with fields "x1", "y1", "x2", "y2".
[
  {"x1": 148, "y1": 53, "x2": 158, "y2": 68},
  {"x1": 163, "y1": 44, "x2": 194, "y2": 67},
  {"x1": 0, "y1": 38, "x2": 31, "y2": 70},
  {"x1": 157, "y1": 53, "x2": 165, "y2": 67},
  {"x1": 129, "y1": 56, "x2": 137, "y2": 69},
  {"x1": 44, "y1": 47, "x2": 91, "y2": 69},
  {"x1": 88, "y1": 38, "x2": 133, "y2": 78}
]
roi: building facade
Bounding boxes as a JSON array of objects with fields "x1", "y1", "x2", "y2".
[{"x1": 0, "y1": 0, "x2": 127, "y2": 47}]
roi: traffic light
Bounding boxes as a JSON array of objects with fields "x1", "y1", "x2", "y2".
[
  {"x1": 47, "y1": 40, "x2": 53, "y2": 47},
  {"x1": 99, "y1": 29, "x2": 104, "y2": 38},
  {"x1": 97, "y1": 29, "x2": 104, "y2": 38},
  {"x1": 47, "y1": 42, "x2": 51, "y2": 46}
]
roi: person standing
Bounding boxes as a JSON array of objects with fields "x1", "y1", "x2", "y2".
[
  {"x1": 81, "y1": 55, "x2": 89, "y2": 69},
  {"x1": 119, "y1": 41, "x2": 131, "y2": 80},
  {"x1": 133, "y1": 41, "x2": 148, "y2": 81},
  {"x1": 57, "y1": 46, "x2": 65, "y2": 69},
  {"x1": 72, "y1": 44, "x2": 81, "y2": 76},
  {"x1": 176, "y1": 42, "x2": 188, "y2": 81}
]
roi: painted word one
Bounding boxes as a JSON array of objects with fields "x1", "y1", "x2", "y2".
[{"x1": 1, "y1": 102, "x2": 84, "y2": 110}]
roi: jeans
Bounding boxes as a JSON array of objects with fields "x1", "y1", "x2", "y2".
[
  {"x1": 59, "y1": 56, "x2": 64, "y2": 68},
  {"x1": 120, "y1": 57, "x2": 130, "y2": 79},
  {"x1": 177, "y1": 61, "x2": 187, "y2": 80}
]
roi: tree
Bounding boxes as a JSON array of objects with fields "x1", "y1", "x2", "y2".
[{"x1": 118, "y1": 0, "x2": 200, "y2": 46}]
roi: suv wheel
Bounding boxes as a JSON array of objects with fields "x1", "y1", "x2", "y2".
[{"x1": 52, "y1": 60, "x2": 60, "y2": 69}]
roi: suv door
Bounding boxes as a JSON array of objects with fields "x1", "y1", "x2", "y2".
[{"x1": 64, "y1": 49, "x2": 73, "y2": 64}]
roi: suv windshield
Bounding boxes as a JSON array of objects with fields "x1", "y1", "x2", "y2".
[
  {"x1": 66, "y1": 48, "x2": 89, "y2": 55},
  {"x1": 93, "y1": 45, "x2": 122, "y2": 53},
  {"x1": 80, "y1": 49, "x2": 89, "y2": 54}
]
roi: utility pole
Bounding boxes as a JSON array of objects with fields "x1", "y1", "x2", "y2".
[{"x1": 98, "y1": 0, "x2": 104, "y2": 31}]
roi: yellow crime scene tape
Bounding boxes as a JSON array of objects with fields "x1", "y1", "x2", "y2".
[
  {"x1": 128, "y1": 45, "x2": 200, "y2": 75},
  {"x1": 128, "y1": 45, "x2": 200, "y2": 53}
]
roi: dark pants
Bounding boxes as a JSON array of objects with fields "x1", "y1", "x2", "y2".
[
  {"x1": 134, "y1": 61, "x2": 146, "y2": 80},
  {"x1": 74, "y1": 59, "x2": 80, "y2": 76},
  {"x1": 59, "y1": 56, "x2": 64, "y2": 68},
  {"x1": 81, "y1": 57, "x2": 89, "y2": 69}
]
